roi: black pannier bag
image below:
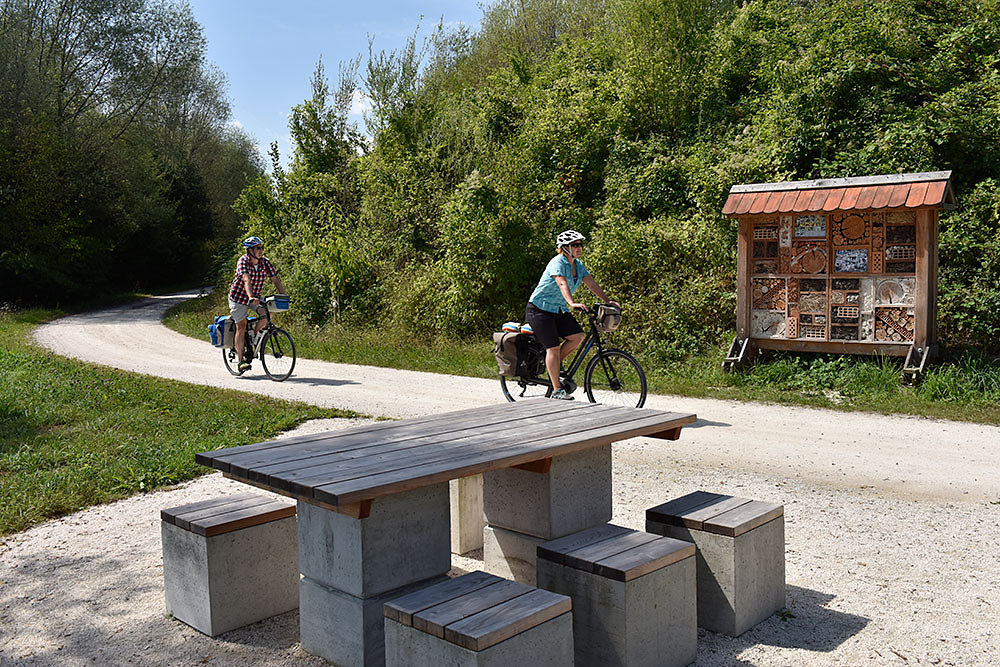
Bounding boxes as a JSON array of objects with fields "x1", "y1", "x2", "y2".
[{"x1": 493, "y1": 332, "x2": 546, "y2": 378}]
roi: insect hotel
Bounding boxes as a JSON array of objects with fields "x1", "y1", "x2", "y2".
[{"x1": 721, "y1": 171, "x2": 956, "y2": 383}]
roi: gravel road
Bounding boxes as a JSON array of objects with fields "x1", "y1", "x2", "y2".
[{"x1": 2, "y1": 291, "x2": 998, "y2": 665}]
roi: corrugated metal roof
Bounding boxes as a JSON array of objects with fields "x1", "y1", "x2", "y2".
[{"x1": 722, "y1": 171, "x2": 955, "y2": 216}]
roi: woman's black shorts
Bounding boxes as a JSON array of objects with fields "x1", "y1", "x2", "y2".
[{"x1": 525, "y1": 302, "x2": 583, "y2": 350}]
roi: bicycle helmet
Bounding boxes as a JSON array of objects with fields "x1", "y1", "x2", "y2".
[
  {"x1": 556, "y1": 229, "x2": 585, "y2": 249},
  {"x1": 242, "y1": 236, "x2": 264, "y2": 249}
]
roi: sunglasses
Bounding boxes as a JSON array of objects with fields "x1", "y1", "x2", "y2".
[
  {"x1": 569, "y1": 242, "x2": 583, "y2": 248},
  {"x1": 251, "y1": 245, "x2": 264, "y2": 251}
]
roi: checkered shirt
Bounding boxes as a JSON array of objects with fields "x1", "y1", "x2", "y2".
[{"x1": 228, "y1": 254, "x2": 277, "y2": 305}]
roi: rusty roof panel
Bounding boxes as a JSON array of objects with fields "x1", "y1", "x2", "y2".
[
  {"x1": 905, "y1": 182, "x2": 929, "y2": 208},
  {"x1": 823, "y1": 188, "x2": 846, "y2": 211},
  {"x1": 763, "y1": 190, "x2": 783, "y2": 214},
  {"x1": 924, "y1": 181, "x2": 946, "y2": 206}
]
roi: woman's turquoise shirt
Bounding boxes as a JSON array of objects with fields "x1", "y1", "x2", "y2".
[{"x1": 529, "y1": 254, "x2": 589, "y2": 313}]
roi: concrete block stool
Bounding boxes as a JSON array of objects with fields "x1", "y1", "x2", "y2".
[
  {"x1": 536, "y1": 523, "x2": 697, "y2": 667},
  {"x1": 384, "y1": 570, "x2": 574, "y2": 667},
  {"x1": 646, "y1": 491, "x2": 785, "y2": 636},
  {"x1": 160, "y1": 492, "x2": 298, "y2": 636}
]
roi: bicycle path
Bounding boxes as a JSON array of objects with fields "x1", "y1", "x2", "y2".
[{"x1": 32, "y1": 290, "x2": 1000, "y2": 504}]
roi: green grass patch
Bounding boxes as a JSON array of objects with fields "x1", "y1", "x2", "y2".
[
  {"x1": 0, "y1": 308, "x2": 358, "y2": 536},
  {"x1": 167, "y1": 292, "x2": 1000, "y2": 425}
]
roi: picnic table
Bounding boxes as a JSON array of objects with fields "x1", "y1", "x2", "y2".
[{"x1": 196, "y1": 398, "x2": 696, "y2": 665}]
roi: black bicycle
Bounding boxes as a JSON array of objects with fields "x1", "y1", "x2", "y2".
[
  {"x1": 500, "y1": 304, "x2": 647, "y2": 407},
  {"x1": 223, "y1": 300, "x2": 296, "y2": 382}
]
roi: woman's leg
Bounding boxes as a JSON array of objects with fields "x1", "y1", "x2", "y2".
[
  {"x1": 545, "y1": 346, "x2": 562, "y2": 390},
  {"x1": 560, "y1": 332, "x2": 585, "y2": 362}
]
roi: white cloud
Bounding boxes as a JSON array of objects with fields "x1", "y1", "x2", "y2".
[
  {"x1": 226, "y1": 119, "x2": 244, "y2": 130},
  {"x1": 349, "y1": 88, "x2": 372, "y2": 117}
]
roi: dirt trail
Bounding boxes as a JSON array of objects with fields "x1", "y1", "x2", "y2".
[{"x1": 2, "y1": 292, "x2": 997, "y2": 665}]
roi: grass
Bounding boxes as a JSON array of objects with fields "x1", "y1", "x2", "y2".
[
  {"x1": 167, "y1": 291, "x2": 1000, "y2": 425},
  {"x1": 0, "y1": 307, "x2": 358, "y2": 536}
]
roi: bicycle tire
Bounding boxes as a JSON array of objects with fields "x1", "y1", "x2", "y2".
[
  {"x1": 500, "y1": 375, "x2": 552, "y2": 402},
  {"x1": 222, "y1": 347, "x2": 242, "y2": 376},
  {"x1": 584, "y1": 348, "x2": 647, "y2": 408},
  {"x1": 260, "y1": 328, "x2": 296, "y2": 381}
]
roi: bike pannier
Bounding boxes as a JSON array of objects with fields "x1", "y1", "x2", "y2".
[
  {"x1": 493, "y1": 332, "x2": 518, "y2": 376},
  {"x1": 208, "y1": 315, "x2": 236, "y2": 348},
  {"x1": 596, "y1": 304, "x2": 622, "y2": 332}
]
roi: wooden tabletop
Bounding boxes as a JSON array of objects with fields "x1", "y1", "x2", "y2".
[{"x1": 196, "y1": 399, "x2": 696, "y2": 516}]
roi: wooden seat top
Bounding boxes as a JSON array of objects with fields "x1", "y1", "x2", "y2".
[
  {"x1": 646, "y1": 491, "x2": 783, "y2": 538},
  {"x1": 537, "y1": 523, "x2": 695, "y2": 582},
  {"x1": 384, "y1": 571, "x2": 571, "y2": 651},
  {"x1": 196, "y1": 399, "x2": 696, "y2": 512},
  {"x1": 160, "y1": 492, "x2": 295, "y2": 537}
]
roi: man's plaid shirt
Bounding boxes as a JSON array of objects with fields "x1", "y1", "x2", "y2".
[{"x1": 228, "y1": 254, "x2": 277, "y2": 305}]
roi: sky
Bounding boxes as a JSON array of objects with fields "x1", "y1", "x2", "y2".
[{"x1": 187, "y1": 1, "x2": 486, "y2": 164}]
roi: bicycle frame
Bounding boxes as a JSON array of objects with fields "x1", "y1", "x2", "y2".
[{"x1": 516, "y1": 310, "x2": 609, "y2": 389}]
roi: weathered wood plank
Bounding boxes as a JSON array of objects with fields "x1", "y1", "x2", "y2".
[
  {"x1": 316, "y1": 411, "x2": 696, "y2": 505},
  {"x1": 704, "y1": 500, "x2": 783, "y2": 537},
  {"x1": 160, "y1": 492, "x2": 262, "y2": 526},
  {"x1": 443, "y1": 589, "x2": 571, "y2": 651},
  {"x1": 561, "y1": 531, "x2": 660, "y2": 573},
  {"x1": 170, "y1": 495, "x2": 280, "y2": 533},
  {"x1": 537, "y1": 524, "x2": 634, "y2": 567},
  {"x1": 412, "y1": 580, "x2": 532, "y2": 639},
  {"x1": 384, "y1": 571, "x2": 500, "y2": 627},
  {"x1": 678, "y1": 495, "x2": 752, "y2": 529},
  {"x1": 646, "y1": 491, "x2": 728, "y2": 527},
  {"x1": 193, "y1": 501, "x2": 295, "y2": 537},
  {"x1": 593, "y1": 538, "x2": 695, "y2": 582}
]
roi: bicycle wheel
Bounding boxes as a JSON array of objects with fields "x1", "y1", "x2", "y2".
[
  {"x1": 260, "y1": 328, "x2": 296, "y2": 381},
  {"x1": 222, "y1": 347, "x2": 242, "y2": 376},
  {"x1": 500, "y1": 375, "x2": 552, "y2": 402},
  {"x1": 584, "y1": 348, "x2": 647, "y2": 408}
]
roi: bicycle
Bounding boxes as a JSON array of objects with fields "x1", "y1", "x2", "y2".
[
  {"x1": 223, "y1": 298, "x2": 297, "y2": 382},
  {"x1": 500, "y1": 304, "x2": 647, "y2": 407}
]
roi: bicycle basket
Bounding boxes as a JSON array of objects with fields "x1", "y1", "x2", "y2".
[
  {"x1": 265, "y1": 295, "x2": 290, "y2": 312},
  {"x1": 596, "y1": 304, "x2": 622, "y2": 332}
]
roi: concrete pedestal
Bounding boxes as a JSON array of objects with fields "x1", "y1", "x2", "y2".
[
  {"x1": 450, "y1": 474, "x2": 484, "y2": 555},
  {"x1": 297, "y1": 484, "x2": 452, "y2": 665},
  {"x1": 483, "y1": 525, "x2": 546, "y2": 585}
]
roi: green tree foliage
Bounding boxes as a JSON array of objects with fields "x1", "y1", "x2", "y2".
[
  {"x1": 1, "y1": 0, "x2": 262, "y2": 304},
  {"x1": 236, "y1": 0, "x2": 1000, "y2": 357}
]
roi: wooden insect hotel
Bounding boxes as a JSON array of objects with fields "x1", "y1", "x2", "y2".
[{"x1": 722, "y1": 171, "x2": 956, "y2": 383}]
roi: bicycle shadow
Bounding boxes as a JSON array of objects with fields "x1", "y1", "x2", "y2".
[
  {"x1": 687, "y1": 418, "x2": 732, "y2": 429},
  {"x1": 231, "y1": 375, "x2": 358, "y2": 387}
]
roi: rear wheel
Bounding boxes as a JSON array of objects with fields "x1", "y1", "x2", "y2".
[
  {"x1": 584, "y1": 349, "x2": 647, "y2": 408},
  {"x1": 222, "y1": 347, "x2": 242, "y2": 376},
  {"x1": 261, "y1": 328, "x2": 296, "y2": 381},
  {"x1": 500, "y1": 375, "x2": 552, "y2": 402}
]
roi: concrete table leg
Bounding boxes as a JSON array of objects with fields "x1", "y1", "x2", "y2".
[
  {"x1": 450, "y1": 474, "x2": 484, "y2": 555},
  {"x1": 297, "y1": 483, "x2": 451, "y2": 665}
]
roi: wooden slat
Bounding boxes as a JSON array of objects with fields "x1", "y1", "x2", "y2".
[
  {"x1": 871, "y1": 184, "x2": 893, "y2": 209},
  {"x1": 777, "y1": 189, "x2": 799, "y2": 212},
  {"x1": 822, "y1": 187, "x2": 846, "y2": 211},
  {"x1": 385, "y1": 571, "x2": 499, "y2": 626},
  {"x1": 169, "y1": 495, "x2": 279, "y2": 532},
  {"x1": 807, "y1": 189, "x2": 828, "y2": 211},
  {"x1": 904, "y1": 181, "x2": 929, "y2": 208},
  {"x1": 646, "y1": 491, "x2": 727, "y2": 526},
  {"x1": 855, "y1": 185, "x2": 878, "y2": 209},
  {"x1": 194, "y1": 501, "x2": 295, "y2": 537},
  {"x1": 277, "y1": 406, "x2": 641, "y2": 499},
  {"x1": 537, "y1": 524, "x2": 634, "y2": 567},
  {"x1": 923, "y1": 180, "x2": 946, "y2": 206},
  {"x1": 792, "y1": 189, "x2": 814, "y2": 211},
  {"x1": 443, "y1": 589, "x2": 571, "y2": 652},
  {"x1": 160, "y1": 492, "x2": 262, "y2": 526},
  {"x1": 703, "y1": 500, "x2": 783, "y2": 537},
  {"x1": 748, "y1": 191, "x2": 770, "y2": 214},
  {"x1": 196, "y1": 400, "x2": 549, "y2": 470},
  {"x1": 561, "y1": 531, "x2": 661, "y2": 572},
  {"x1": 678, "y1": 495, "x2": 752, "y2": 529},
  {"x1": 413, "y1": 580, "x2": 532, "y2": 638},
  {"x1": 886, "y1": 183, "x2": 910, "y2": 208},
  {"x1": 231, "y1": 402, "x2": 588, "y2": 481},
  {"x1": 595, "y1": 537, "x2": 696, "y2": 582},
  {"x1": 315, "y1": 411, "x2": 696, "y2": 506},
  {"x1": 734, "y1": 193, "x2": 754, "y2": 215},
  {"x1": 762, "y1": 190, "x2": 783, "y2": 214},
  {"x1": 721, "y1": 193, "x2": 740, "y2": 215},
  {"x1": 839, "y1": 186, "x2": 862, "y2": 210}
]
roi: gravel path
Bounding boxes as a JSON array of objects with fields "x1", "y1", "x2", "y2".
[{"x1": 2, "y1": 292, "x2": 998, "y2": 665}]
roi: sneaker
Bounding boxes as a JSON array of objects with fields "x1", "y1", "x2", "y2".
[
  {"x1": 550, "y1": 388, "x2": 574, "y2": 400},
  {"x1": 237, "y1": 361, "x2": 251, "y2": 374}
]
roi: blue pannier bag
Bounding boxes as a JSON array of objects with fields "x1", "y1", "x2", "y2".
[{"x1": 208, "y1": 315, "x2": 232, "y2": 348}]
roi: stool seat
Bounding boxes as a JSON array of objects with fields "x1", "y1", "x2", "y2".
[
  {"x1": 161, "y1": 492, "x2": 295, "y2": 536},
  {"x1": 384, "y1": 571, "x2": 573, "y2": 666},
  {"x1": 537, "y1": 524, "x2": 697, "y2": 667},
  {"x1": 645, "y1": 491, "x2": 783, "y2": 537}
]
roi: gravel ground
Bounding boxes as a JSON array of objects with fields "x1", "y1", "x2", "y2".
[{"x1": 2, "y1": 293, "x2": 998, "y2": 665}]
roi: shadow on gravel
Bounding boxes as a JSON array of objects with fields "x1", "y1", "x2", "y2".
[
  {"x1": 288, "y1": 377, "x2": 361, "y2": 388},
  {"x1": 699, "y1": 584, "x2": 870, "y2": 661},
  {"x1": 687, "y1": 418, "x2": 732, "y2": 429}
]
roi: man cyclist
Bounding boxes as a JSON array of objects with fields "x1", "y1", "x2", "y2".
[
  {"x1": 525, "y1": 229, "x2": 619, "y2": 400},
  {"x1": 228, "y1": 236, "x2": 286, "y2": 373}
]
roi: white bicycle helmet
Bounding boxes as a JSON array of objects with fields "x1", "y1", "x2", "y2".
[{"x1": 556, "y1": 229, "x2": 585, "y2": 249}]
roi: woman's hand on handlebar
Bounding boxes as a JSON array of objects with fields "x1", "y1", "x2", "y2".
[{"x1": 570, "y1": 302, "x2": 590, "y2": 313}]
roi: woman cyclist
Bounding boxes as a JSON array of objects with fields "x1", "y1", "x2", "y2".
[
  {"x1": 228, "y1": 236, "x2": 286, "y2": 373},
  {"x1": 525, "y1": 230, "x2": 619, "y2": 400}
]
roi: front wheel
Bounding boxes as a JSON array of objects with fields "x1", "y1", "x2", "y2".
[
  {"x1": 500, "y1": 375, "x2": 552, "y2": 402},
  {"x1": 260, "y1": 328, "x2": 296, "y2": 381},
  {"x1": 584, "y1": 349, "x2": 647, "y2": 408}
]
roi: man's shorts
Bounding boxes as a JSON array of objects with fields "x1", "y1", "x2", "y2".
[
  {"x1": 228, "y1": 298, "x2": 250, "y2": 321},
  {"x1": 525, "y1": 301, "x2": 583, "y2": 350}
]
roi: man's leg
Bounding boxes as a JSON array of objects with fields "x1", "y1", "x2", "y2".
[{"x1": 234, "y1": 318, "x2": 249, "y2": 361}]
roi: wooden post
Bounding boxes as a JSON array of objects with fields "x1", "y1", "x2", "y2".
[
  {"x1": 736, "y1": 218, "x2": 750, "y2": 339},
  {"x1": 914, "y1": 208, "x2": 934, "y2": 350}
]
